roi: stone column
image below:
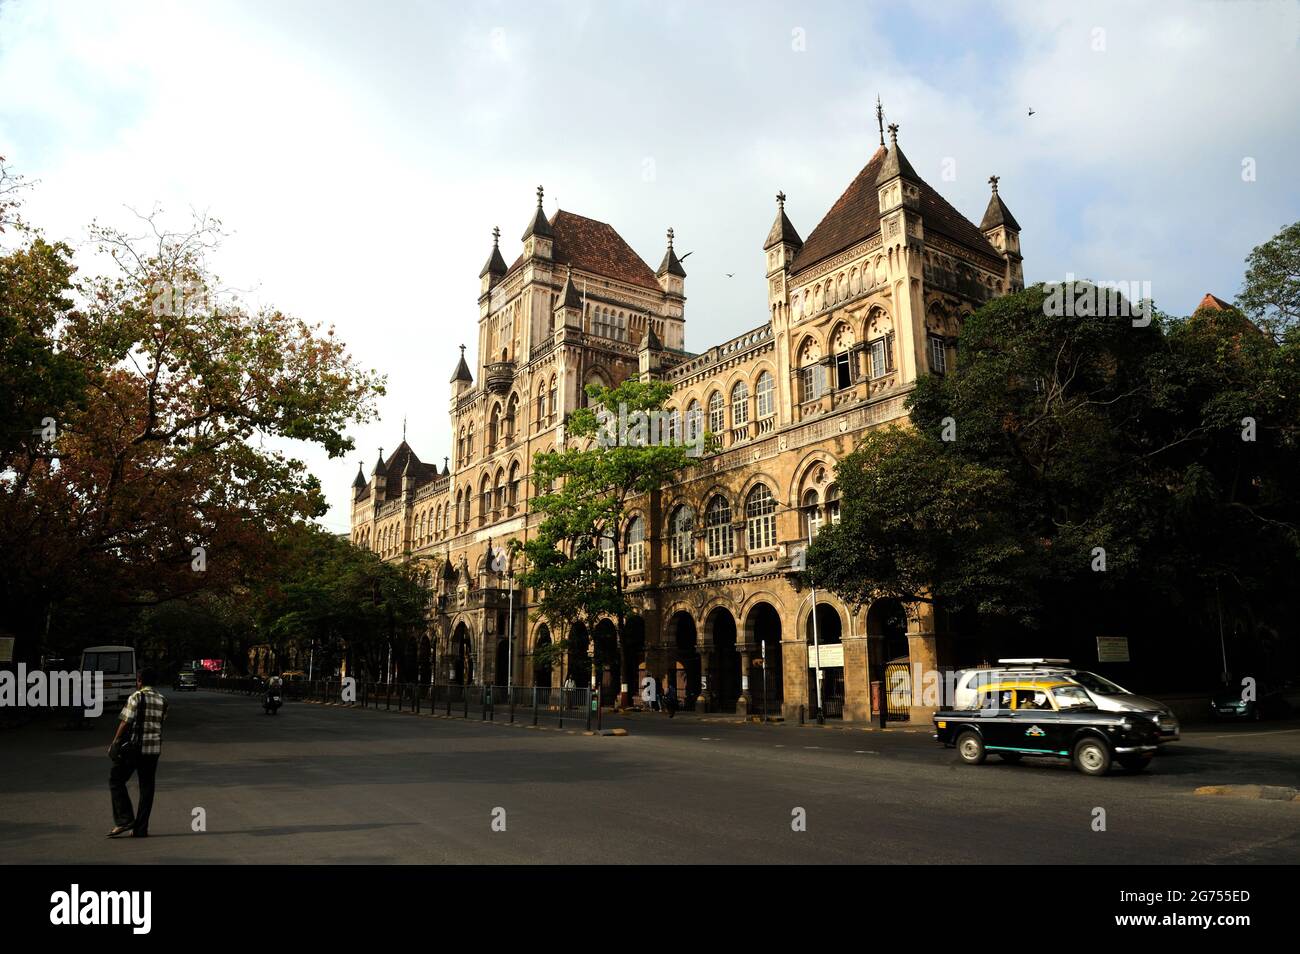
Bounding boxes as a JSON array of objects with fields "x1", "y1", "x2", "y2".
[
  {"x1": 697, "y1": 647, "x2": 713, "y2": 711},
  {"x1": 907, "y1": 602, "x2": 940, "y2": 723},
  {"x1": 736, "y1": 646, "x2": 753, "y2": 715},
  {"x1": 780, "y1": 637, "x2": 808, "y2": 722},
  {"x1": 841, "y1": 635, "x2": 871, "y2": 722}
]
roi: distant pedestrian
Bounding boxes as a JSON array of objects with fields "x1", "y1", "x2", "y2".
[
  {"x1": 107, "y1": 667, "x2": 168, "y2": 838},
  {"x1": 664, "y1": 680, "x2": 677, "y2": 718}
]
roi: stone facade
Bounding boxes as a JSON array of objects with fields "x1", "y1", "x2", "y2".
[{"x1": 348, "y1": 127, "x2": 1024, "y2": 722}]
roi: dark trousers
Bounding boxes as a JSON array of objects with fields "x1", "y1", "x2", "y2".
[{"x1": 110, "y1": 754, "x2": 160, "y2": 834}]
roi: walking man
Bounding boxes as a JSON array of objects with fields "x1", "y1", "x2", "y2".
[{"x1": 107, "y1": 666, "x2": 168, "y2": 838}]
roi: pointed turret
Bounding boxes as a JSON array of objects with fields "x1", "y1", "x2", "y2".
[
  {"x1": 479, "y1": 225, "x2": 508, "y2": 295},
  {"x1": 764, "y1": 191, "x2": 803, "y2": 252},
  {"x1": 352, "y1": 462, "x2": 366, "y2": 489},
  {"x1": 553, "y1": 265, "x2": 584, "y2": 331},
  {"x1": 370, "y1": 448, "x2": 386, "y2": 505},
  {"x1": 521, "y1": 184, "x2": 553, "y2": 239},
  {"x1": 979, "y1": 175, "x2": 1024, "y2": 292},
  {"x1": 450, "y1": 345, "x2": 473, "y2": 384},
  {"x1": 657, "y1": 228, "x2": 687, "y2": 278},
  {"x1": 639, "y1": 319, "x2": 664, "y2": 380},
  {"x1": 875, "y1": 123, "x2": 920, "y2": 188},
  {"x1": 656, "y1": 228, "x2": 686, "y2": 301}
]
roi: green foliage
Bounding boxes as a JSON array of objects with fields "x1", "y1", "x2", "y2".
[
  {"x1": 810, "y1": 273, "x2": 1300, "y2": 680},
  {"x1": 1237, "y1": 220, "x2": 1300, "y2": 336},
  {"x1": 518, "y1": 378, "x2": 707, "y2": 688}
]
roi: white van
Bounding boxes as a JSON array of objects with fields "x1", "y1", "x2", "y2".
[
  {"x1": 953, "y1": 658, "x2": 1180, "y2": 740},
  {"x1": 80, "y1": 645, "x2": 138, "y2": 706}
]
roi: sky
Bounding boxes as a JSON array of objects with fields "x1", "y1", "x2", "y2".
[{"x1": 2, "y1": 0, "x2": 1297, "y2": 533}]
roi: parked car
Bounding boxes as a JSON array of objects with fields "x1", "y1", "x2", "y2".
[
  {"x1": 1210, "y1": 679, "x2": 1295, "y2": 721},
  {"x1": 953, "y1": 659, "x2": 1180, "y2": 741},
  {"x1": 935, "y1": 677, "x2": 1161, "y2": 776},
  {"x1": 173, "y1": 670, "x2": 198, "y2": 691}
]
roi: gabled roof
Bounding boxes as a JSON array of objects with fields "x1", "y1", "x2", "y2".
[
  {"x1": 508, "y1": 210, "x2": 661, "y2": 291},
  {"x1": 1197, "y1": 292, "x2": 1233, "y2": 311},
  {"x1": 788, "y1": 145, "x2": 1003, "y2": 277}
]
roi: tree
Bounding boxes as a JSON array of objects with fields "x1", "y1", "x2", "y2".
[
  {"x1": 0, "y1": 207, "x2": 385, "y2": 662},
  {"x1": 808, "y1": 279, "x2": 1300, "y2": 686},
  {"x1": 1237, "y1": 220, "x2": 1300, "y2": 337},
  {"x1": 517, "y1": 378, "x2": 711, "y2": 704}
]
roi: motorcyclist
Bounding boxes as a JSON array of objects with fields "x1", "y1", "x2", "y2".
[{"x1": 264, "y1": 675, "x2": 283, "y2": 711}]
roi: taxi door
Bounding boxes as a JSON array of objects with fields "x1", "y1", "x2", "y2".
[
  {"x1": 1009, "y1": 687, "x2": 1063, "y2": 753},
  {"x1": 975, "y1": 685, "x2": 1019, "y2": 751}
]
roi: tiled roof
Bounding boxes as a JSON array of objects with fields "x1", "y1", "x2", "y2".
[
  {"x1": 1197, "y1": 293, "x2": 1233, "y2": 311},
  {"x1": 507, "y1": 210, "x2": 661, "y2": 291},
  {"x1": 789, "y1": 145, "x2": 1002, "y2": 277},
  {"x1": 979, "y1": 192, "x2": 1021, "y2": 232}
]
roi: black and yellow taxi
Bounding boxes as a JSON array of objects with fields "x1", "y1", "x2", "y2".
[{"x1": 933, "y1": 678, "x2": 1161, "y2": 776}]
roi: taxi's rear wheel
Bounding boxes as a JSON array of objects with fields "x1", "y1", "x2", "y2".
[
  {"x1": 956, "y1": 730, "x2": 986, "y2": 765},
  {"x1": 1073, "y1": 737, "x2": 1112, "y2": 776}
]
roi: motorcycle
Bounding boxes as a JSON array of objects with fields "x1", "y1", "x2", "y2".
[{"x1": 263, "y1": 687, "x2": 282, "y2": 715}]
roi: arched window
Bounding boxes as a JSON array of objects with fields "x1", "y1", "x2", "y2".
[
  {"x1": 731, "y1": 381, "x2": 749, "y2": 428},
  {"x1": 508, "y1": 461, "x2": 521, "y2": 509},
  {"x1": 708, "y1": 391, "x2": 725, "y2": 434},
  {"x1": 480, "y1": 476, "x2": 492, "y2": 518},
  {"x1": 466, "y1": 422, "x2": 475, "y2": 460},
  {"x1": 755, "y1": 371, "x2": 774, "y2": 419},
  {"x1": 626, "y1": 517, "x2": 645, "y2": 573},
  {"x1": 799, "y1": 338, "x2": 826, "y2": 402},
  {"x1": 666, "y1": 406, "x2": 681, "y2": 444},
  {"x1": 705, "y1": 495, "x2": 733, "y2": 558},
  {"x1": 670, "y1": 505, "x2": 695, "y2": 565},
  {"x1": 494, "y1": 468, "x2": 505, "y2": 512},
  {"x1": 826, "y1": 483, "x2": 841, "y2": 526},
  {"x1": 802, "y1": 488, "x2": 823, "y2": 540},
  {"x1": 746, "y1": 484, "x2": 777, "y2": 551},
  {"x1": 457, "y1": 427, "x2": 466, "y2": 465},
  {"x1": 685, "y1": 400, "x2": 703, "y2": 442},
  {"x1": 599, "y1": 532, "x2": 616, "y2": 572},
  {"x1": 548, "y1": 376, "x2": 558, "y2": 422}
]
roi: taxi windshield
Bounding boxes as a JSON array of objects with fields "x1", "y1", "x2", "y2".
[{"x1": 1051, "y1": 685, "x2": 1094, "y2": 710}]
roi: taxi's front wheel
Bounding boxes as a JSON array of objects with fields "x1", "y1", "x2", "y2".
[
  {"x1": 1073, "y1": 737, "x2": 1112, "y2": 776},
  {"x1": 956, "y1": 730, "x2": 986, "y2": 765}
]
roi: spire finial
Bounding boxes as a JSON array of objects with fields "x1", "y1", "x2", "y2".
[
  {"x1": 776, "y1": 190, "x2": 786, "y2": 210},
  {"x1": 402, "y1": 415, "x2": 407, "y2": 442},
  {"x1": 875, "y1": 95, "x2": 885, "y2": 146},
  {"x1": 459, "y1": 343, "x2": 466, "y2": 356},
  {"x1": 536, "y1": 184, "x2": 544, "y2": 208},
  {"x1": 666, "y1": 227, "x2": 674, "y2": 248},
  {"x1": 887, "y1": 122, "x2": 899, "y2": 148},
  {"x1": 988, "y1": 175, "x2": 1000, "y2": 194},
  {"x1": 491, "y1": 225, "x2": 500, "y2": 246}
]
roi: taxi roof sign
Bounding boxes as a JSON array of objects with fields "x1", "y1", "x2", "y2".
[{"x1": 996, "y1": 658, "x2": 1071, "y2": 666}]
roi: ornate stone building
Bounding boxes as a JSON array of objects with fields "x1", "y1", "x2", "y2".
[{"x1": 348, "y1": 123, "x2": 1024, "y2": 722}]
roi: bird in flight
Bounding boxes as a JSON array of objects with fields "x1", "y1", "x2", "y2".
[
  {"x1": 1028, "y1": 107, "x2": 1036, "y2": 116},
  {"x1": 725, "y1": 272, "x2": 735, "y2": 278}
]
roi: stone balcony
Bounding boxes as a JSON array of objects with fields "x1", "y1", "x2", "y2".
[{"x1": 484, "y1": 360, "x2": 515, "y2": 395}]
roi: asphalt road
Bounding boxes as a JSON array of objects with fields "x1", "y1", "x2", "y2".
[{"x1": 2, "y1": 691, "x2": 1297, "y2": 864}]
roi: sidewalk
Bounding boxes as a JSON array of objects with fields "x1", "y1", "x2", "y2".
[{"x1": 606, "y1": 706, "x2": 931, "y2": 733}]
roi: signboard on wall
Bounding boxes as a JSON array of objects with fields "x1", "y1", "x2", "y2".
[
  {"x1": 807, "y1": 644, "x2": 844, "y2": 669},
  {"x1": 1096, "y1": 636, "x2": 1130, "y2": 663}
]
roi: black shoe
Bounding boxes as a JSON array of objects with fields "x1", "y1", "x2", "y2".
[{"x1": 131, "y1": 830, "x2": 149, "y2": 838}]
